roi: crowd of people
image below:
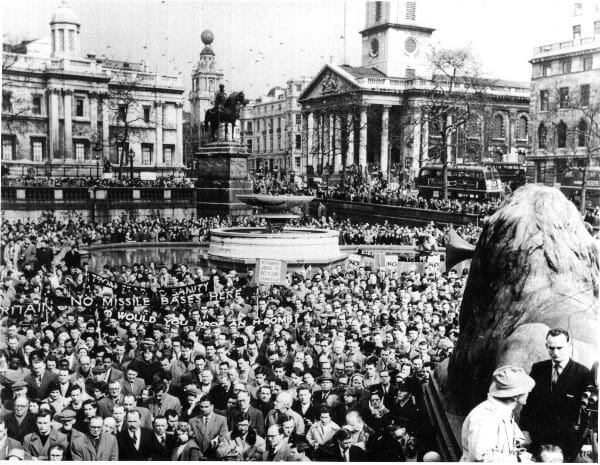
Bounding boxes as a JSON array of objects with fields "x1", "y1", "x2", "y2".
[
  {"x1": 2, "y1": 176, "x2": 195, "y2": 189},
  {"x1": 0, "y1": 208, "x2": 476, "y2": 461}
]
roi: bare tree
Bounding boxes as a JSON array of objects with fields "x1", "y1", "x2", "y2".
[
  {"x1": 423, "y1": 46, "x2": 491, "y2": 200},
  {"x1": 105, "y1": 71, "x2": 150, "y2": 179}
]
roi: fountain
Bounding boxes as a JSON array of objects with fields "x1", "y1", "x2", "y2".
[{"x1": 205, "y1": 194, "x2": 346, "y2": 272}]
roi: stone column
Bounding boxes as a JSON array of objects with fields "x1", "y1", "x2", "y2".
[
  {"x1": 101, "y1": 94, "x2": 110, "y2": 161},
  {"x1": 307, "y1": 112, "x2": 314, "y2": 172},
  {"x1": 48, "y1": 88, "x2": 60, "y2": 161},
  {"x1": 381, "y1": 105, "x2": 390, "y2": 178},
  {"x1": 175, "y1": 102, "x2": 183, "y2": 166},
  {"x1": 89, "y1": 92, "x2": 98, "y2": 134},
  {"x1": 358, "y1": 106, "x2": 368, "y2": 171},
  {"x1": 155, "y1": 101, "x2": 163, "y2": 168},
  {"x1": 346, "y1": 113, "x2": 355, "y2": 167},
  {"x1": 323, "y1": 113, "x2": 330, "y2": 169},
  {"x1": 313, "y1": 114, "x2": 320, "y2": 171},
  {"x1": 334, "y1": 114, "x2": 343, "y2": 173},
  {"x1": 63, "y1": 89, "x2": 73, "y2": 159},
  {"x1": 508, "y1": 109, "x2": 517, "y2": 161},
  {"x1": 301, "y1": 112, "x2": 309, "y2": 174},
  {"x1": 411, "y1": 110, "x2": 422, "y2": 176}
]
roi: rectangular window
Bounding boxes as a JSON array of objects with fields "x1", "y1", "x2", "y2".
[
  {"x1": 295, "y1": 84, "x2": 302, "y2": 91},
  {"x1": 246, "y1": 140, "x2": 253, "y2": 152},
  {"x1": 143, "y1": 106, "x2": 151, "y2": 123},
  {"x1": 163, "y1": 145, "x2": 173, "y2": 165},
  {"x1": 31, "y1": 138, "x2": 44, "y2": 162},
  {"x1": 574, "y1": 2, "x2": 582, "y2": 15},
  {"x1": 246, "y1": 121, "x2": 252, "y2": 131},
  {"x1": 559, "y1": 87, "x2": 569, "y2": 108},
  {"x1": 59, "y1": 30, "x2": 65, "y2": 51},
  {"x1": 536, "y1": 161, "x2": 546, "y2": 183},
  {"x1": 2, "y1": 93, "x2": 12, "y2": 113},
  {"x1": 75, "y1": 98, "x2": 84, "y2": 117},
  {"x1": 573, "y1": 24, "x2": 581, "y2": 40},
  {"x1": 68, "y1": 30, "x2": 74, "y2": 52},
  {"x1": 74, "y1": 142, "x2": 85, "y2": 162},
  {"x1": 583, "y1": 55, "x2": 593, "y2": 71},
  {"x1": 405, "y1": 68, "x2": 416, "y2": 78},
  {"x1": 142, "y1": 144, "x2": 152, "y2": 165},
  {"x1": 581, "y1": 84, "x2": 590, "y2": 106},
  {"x1": 595, "y1": 20, "x2": 600, "y2": 36},
  {"x1": 540, "y1": 90, "x2": 549, "y2": 111},
  {"x1": 561, "y1": 60, "x2": 571, "y2": 74},
  {"x1": 295, "y1": 114, "x2": 301, "y2": 125},
  {"x1": 295, "y1": 134, "x2": 301, "y2": 149},
  {"x1": 2, "y1": 136, "x2": 15, "y2": 161},
  {"x1": 295, "y1": 157, "x2": 301, "y2": 168},
  {"x1": 32, "y1": 96, "x2": 42, "y2": 115},
  {"x1": 118, "y1": 105, "x2": 126, "y2": 121},
  {"x1": 542, "y1": 63, "x2": 552, "y2": 77},
  {"x1": 375, "y1": 1, "x2": 383, "y2": 21}
]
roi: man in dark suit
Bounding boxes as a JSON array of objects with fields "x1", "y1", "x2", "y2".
[
  {"x1": 117, "y1": 409, "x2": 155, "y2": 460},
  {"x1": 226, "y1": 390, "x2": 265, "y2": 437},
  {"x1": 25, "y1": 358, "x2": 58, "y2": 400},
  {"x1": 317, "y1": 428, "x2": 365, "y2": 461},
  {"x1": 70, "y1": 415, "x2": 119, "y2": 460},
  {"x1": 120, "y1": 367, "x2": 145, "y2": 399},
  {"x1": 148, "y1": 415, "x2": 176, "y2": 460},
  {"x1": 189, "y1": 395, "x2": 228, "y2": 458},
  {"x1": 520, "y1": 328, "x2": 592, "y2": 460},
  {"x1": 5, "y1": 396, "x2": 36, "y2": 442}
]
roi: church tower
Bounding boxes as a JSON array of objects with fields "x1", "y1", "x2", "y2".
[
  {"x1": 189, "y1": 30, "x2": 224, "y2": 139},
  {"x1": 360, "y1": 0, "x2": 435, "y2": 78}
]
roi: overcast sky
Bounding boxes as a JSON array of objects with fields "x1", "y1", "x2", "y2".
[{"x1": 3, "y1": 0, "x2": 574, "y2": 105}]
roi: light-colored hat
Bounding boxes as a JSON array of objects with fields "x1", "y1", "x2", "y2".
[{"x1": 489, "y1": 365, "x2": 535, "y2": 398}]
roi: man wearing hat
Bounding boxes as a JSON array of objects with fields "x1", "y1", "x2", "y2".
[
  {"x1": 54, "y1": 409, "x2": 83, "y2": 460},
  {"x1": 312, "y1": 375, "x2": 338, "y2": 408},
  {"x1": 460, "y1": 365, "x2": 535, "y2": 462}
]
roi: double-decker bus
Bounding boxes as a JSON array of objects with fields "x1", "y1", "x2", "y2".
[
  {"x1": 416, "y1": 164, "x2": 503, "y2": 200},
  {"x1": 486, "y1": 162, "x2": 527, "y2": 192},
  {"x1": 560, "y1": 167, "x2": 600, "y2": 209}
]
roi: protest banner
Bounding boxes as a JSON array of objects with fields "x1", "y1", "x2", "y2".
[{"x1": 385, "y1": 255, "x2": 399, "y2": 270}]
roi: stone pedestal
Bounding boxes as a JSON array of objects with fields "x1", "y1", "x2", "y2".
[{"x1": 195, "y1": 139, "x2": 253, "y2": 217}]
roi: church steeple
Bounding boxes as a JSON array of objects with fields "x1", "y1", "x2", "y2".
[{"x1": 360, "y1": 0, "x2": 435, "y2": 78}]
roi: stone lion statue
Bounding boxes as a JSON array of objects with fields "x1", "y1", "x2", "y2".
[{"x1": 443, "y1": 184, "x2": 600, "y2": 414}]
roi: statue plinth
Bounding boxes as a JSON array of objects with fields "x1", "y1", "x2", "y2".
[{"x1": 195, "y1": 134, "x2": 252, "y2": 217}]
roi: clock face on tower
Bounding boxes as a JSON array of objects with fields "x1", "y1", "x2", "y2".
[
  {"x1": 405, "y1": 37, "x2": 417, "y2": 54},
  {"x1": 370, "y1": 38, "x2": 379, "y2": 58}
]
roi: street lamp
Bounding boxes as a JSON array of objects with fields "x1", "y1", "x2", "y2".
[
  {"x1": 92, "y1": 140, "x2": 102, "y2": 179},
  {"x1": 128, "y1": 148, "x2": 135, "y2": 180}
]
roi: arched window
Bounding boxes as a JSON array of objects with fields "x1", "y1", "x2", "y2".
[
  {"x1": 518, "y1": 116, "x2": 528, "y2": 140},
  {"x1": 538, "y1": 123, "x2": 547, "y2": 149},
  {"x1": 492, "y1": 114, "x2": 505, "y2": 139},
  {"x1": 578, "y1": 119, "x2": 588, "y2": 147},
  {"x1": 557, "y1": 120, "x2": 567, "y2": 148}
]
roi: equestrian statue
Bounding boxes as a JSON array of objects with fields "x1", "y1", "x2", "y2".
[{"x1": 204, "y1": 84, "x2": 249, "y2": 141}]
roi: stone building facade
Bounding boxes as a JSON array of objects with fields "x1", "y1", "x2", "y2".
[
  {"x1": 1, "y1": 1, "x2": 185, "y2": 178},
  {"x1": 240, "y1": 77, "x2": 311, "y2": 174},
  {"x1": 527, "y1": 0, "x2": 600, "y2": 186},
  {"x1": 298, "y1": 0, "x2": 530, "y2": 180}
]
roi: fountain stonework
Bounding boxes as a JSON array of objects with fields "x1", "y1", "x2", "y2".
[{"x1": 205, "y1": 194, "x2": 346, "y2": 272}]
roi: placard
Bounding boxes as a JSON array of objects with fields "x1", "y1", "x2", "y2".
[{"x1": 255, "y1": 259, "x2": 287, "y2": 286}]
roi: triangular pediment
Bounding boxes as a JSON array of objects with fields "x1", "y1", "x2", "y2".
[{"x1": 298, "y1": 64, "x2": 362, "y2": 102}]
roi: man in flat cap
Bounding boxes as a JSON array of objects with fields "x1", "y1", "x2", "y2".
[{"x1": 461, "y1": 365, "x2": 535, "y2": 462}]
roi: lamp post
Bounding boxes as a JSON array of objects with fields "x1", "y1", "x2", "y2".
[
  {"x1": 92, "y1": 141, "x2": 102, "y2": 179},
  {"x1": 128, "y1": 148, "x2": 135, "y2": 180}
]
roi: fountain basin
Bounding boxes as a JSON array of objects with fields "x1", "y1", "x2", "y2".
[{"x1": 206, "y1": 227, "x2": 346, "y2": 271}]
